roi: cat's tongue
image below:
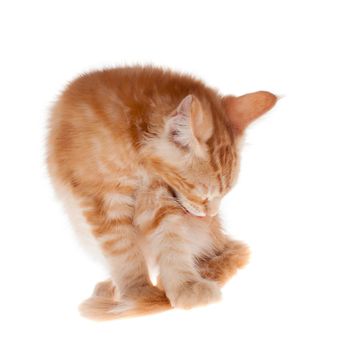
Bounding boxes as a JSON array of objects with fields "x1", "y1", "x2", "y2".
[
  {"x1": 175, "y1": 193, "x2": 206, "y2": 217},
  {"x1": 182, "y1": 207, "x2": 204, "y2": 217},
  {"x1": 186, "y1": 209, "x2": 206, "y2": 218}
]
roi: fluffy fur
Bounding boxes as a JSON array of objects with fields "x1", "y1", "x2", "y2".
[{"x1": 47, "y1": 66, "x2": 276, "y2": 320}]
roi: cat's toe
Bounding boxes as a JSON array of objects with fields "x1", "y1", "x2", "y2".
[
  {"x1": 170, "y1": 279, "x2": 221, "y2": 309},
  {"x1": 228, "y1": 240, "x2": 250, "y2": 268},
  {"x1": 93, "y1": 279, "x2": 116, "y2": 298}
]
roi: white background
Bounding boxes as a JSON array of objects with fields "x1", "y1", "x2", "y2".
[{"x1": 1, "y1": 1, "x2": 349, "y2": 349}]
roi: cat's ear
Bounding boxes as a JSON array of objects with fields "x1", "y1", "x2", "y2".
[
  {"x1": 222, "y1": 91, "x2": 277, "y2": 134},
  {"x1": 169, "y1": 95, "x2": 212, "y2": 148}
]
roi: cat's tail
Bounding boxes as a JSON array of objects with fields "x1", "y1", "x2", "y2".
[{"x1": 79, "y1": 280, "x2": 172, "y2": 321}]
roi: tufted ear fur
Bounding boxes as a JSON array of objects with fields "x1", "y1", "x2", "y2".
[
  {"x1": 222, "y1": 91, "x2": 277, "y2": 134},
  {"x1": 168, "y1": 95, "x2": 213, "y2": 149}
]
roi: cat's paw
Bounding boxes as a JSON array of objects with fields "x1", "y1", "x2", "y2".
[
  {"x1": 226, "y1": 240, "x2": 250, "y2": 269},
  {"x1": 169, "y1": 279, "x2": 221, "y2": 309},
  {"x1": 198, "y1": 240, "x2": 250, "y2": 285},
  {"x1": 93, "y1": 279, "x2": 116, "y2": 299}
]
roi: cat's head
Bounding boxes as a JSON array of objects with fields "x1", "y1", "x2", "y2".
[{"x1": 148, "y1": 91, "x2": 277, "y2": 217}]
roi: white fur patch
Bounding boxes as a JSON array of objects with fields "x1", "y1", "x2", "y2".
[
  {"x1": 104, "y1": 193, "x2": 135, "y2": 207},
  {"x1": 52, "y1": 182, "x2": 106, "y2": 264}
]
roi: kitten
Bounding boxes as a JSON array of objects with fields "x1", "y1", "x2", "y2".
[{"x1": 47, "y1": 66, "x2": 277, "y2": 320}]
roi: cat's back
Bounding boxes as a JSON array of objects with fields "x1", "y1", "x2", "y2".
[
  {"x1": 47, "y1": 66, "x2": 218, "y2": 184},
  {"x1": 47, "y1": 67, "x2": 159, "y2": 186},
  {"x1": 57, "y1": 66, "x2": 216, "y2": 117}
]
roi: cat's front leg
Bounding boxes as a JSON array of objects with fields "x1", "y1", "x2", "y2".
[{"x1": 134, "y1": 184, "x2": 221, "y2": 309}]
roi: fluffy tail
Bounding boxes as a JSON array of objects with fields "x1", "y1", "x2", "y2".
[{"x1": 79, "y1": 280, "x2": 172, "y2": 321}]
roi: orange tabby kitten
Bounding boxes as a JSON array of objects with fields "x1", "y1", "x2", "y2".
[{"x1": 47, "y1": 66, "x2": 277, "y2": 320}]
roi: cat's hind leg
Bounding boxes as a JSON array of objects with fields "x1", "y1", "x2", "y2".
[
  {"x1": 81, "y1": 191, "x2": 153, "y2": 299},
  {"x1": 76, "y1": 186, "x2": 174, "y2": 320}
]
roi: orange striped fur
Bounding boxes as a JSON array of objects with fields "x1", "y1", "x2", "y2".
[{"x1": 47, "y1": 66, "x2": 276, "y2": 320}]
